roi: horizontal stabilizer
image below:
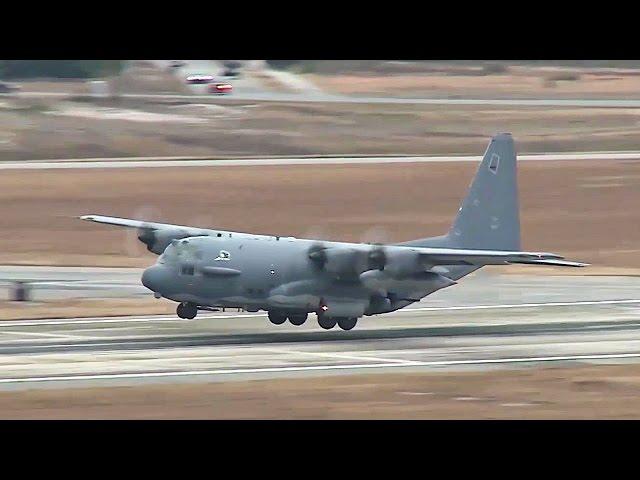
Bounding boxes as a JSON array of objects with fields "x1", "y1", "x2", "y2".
[
  {"x1": 415, "y1": 247, "x2": 566, "y2": 266},
  {"x1": 507, "y1": 259, "x2": 589, "y2": 268}
]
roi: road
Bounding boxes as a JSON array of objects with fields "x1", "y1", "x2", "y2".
[
  {"x1": 1, "y1": 271, "x2": 640, "y2": 389},
  {"x1": 2, "y1": 151, "x2": 640, "y2": 170},
  {"x1": 13, "y1": 90, "x2": 640, "y2": 108}
]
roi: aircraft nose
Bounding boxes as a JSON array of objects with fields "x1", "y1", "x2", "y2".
[{"x1": 141, "y1": 265, "x2": 167, "y2": 293}]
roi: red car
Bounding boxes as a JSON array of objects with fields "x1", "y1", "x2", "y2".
[{"x1": 209, "y1": 83, "x2": 233, "y2": 95}]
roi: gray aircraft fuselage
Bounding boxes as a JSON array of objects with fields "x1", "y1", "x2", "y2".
[{"x1": 142, "y1": 234, "x2": 457, "y2": 319}]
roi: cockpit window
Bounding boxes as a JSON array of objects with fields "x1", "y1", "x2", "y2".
[{"x1": 162, "y1": 239, "x2": 204, "y2": 270}]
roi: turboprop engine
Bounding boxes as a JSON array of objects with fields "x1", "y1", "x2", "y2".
[
  {"x1": 367, "y1": 247, "x2": 423, "y2": 278},
  {"x1": 137, "y1": 228, "x2": 193, "y2": 254},
  {"x1": 359, "y1": 269, "x2": 456, "y2": 295},
  {"x1": 308, "y1": 244, "x2": 425, "y2": 278}
]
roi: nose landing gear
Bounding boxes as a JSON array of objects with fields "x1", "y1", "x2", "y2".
[{"x1": 177, "y1": 302, "x2": 198, "y2": 319}]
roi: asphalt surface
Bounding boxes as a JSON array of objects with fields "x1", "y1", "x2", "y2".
[
  {"x1": 1, "y1": 271, "x2": 640, "y2": 389},
  {"x1": 0, "y1": 265, "x2": 144, "y2": 301},
  {"x1": 13, "y1": 90, "x2": 640, "y2": 108},
  {"x1": 2, "y1": 151, "x2": 640, "y2": 170}
]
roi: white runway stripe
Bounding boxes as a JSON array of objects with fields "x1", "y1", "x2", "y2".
[
  {"x1": 1, "y1": 352, "x2": 640, "y2": 384},
  {"x1": 1, "y1": 151, "x2": 640, "y2": 171},
  {"x1": 398, "y1": 299, "x2": 640, "y2": 313}
]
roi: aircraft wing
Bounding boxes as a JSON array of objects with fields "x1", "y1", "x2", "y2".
[
  {"x1": 78, "y1": 215, "x2": 210, "y2": 235},
  {"x1": 79, "y1": 214, "x2": 226, "y2": 255},
  {"x1": 414, "y1": 247, "x2": 588, "y2": 267}
]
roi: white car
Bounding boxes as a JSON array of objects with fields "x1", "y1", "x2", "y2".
[{"x1": 186, "y1": 74, "x2": 215, "y2": 85}]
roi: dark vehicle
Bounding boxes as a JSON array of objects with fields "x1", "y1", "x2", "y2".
[
  {"x1": 222, "y1": 61, "x2": 242, "y2": 78},
  {"x1": 222, "y1": 68, "x2": 242, "y2": 78},
  {"x1": 186, "y1": 74, "x2": 215, "y2": 85},
  {"x1": 209, "y1": 83, "x2": 233, "y2": 95},
  {"x1": 169, "y1": 60, "x2": 186, "y2": 69}
]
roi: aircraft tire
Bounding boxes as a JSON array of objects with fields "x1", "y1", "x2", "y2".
[
  {"x1": 288, "y1": 313, "x2": 308, "y2": 326},
  {"x1": 176, "y1": 302, "x2": 186, "y2": 319},
  {"x1": 268, "y1": 311, "x2": 287, "y2": 325},
  {"x1": 317, "y1": 315, "x2": 337, "y2": 330},
  {"x1": 183, "y1": 302, "x2": 198, "y2": 319},
  {"x1": 337, "y1": 317, "x2": 358, "y2": 331}
]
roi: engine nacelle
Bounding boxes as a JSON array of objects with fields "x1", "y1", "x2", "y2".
[
  {"x1": 359, "y1": 269, "x2": 456, "y2": 295},
  {"x1": 382, "y1": 249, "x2": 421, "y2": 278},
  {"x1": 324, "y1": 248, "x2": 363, "y2": 274},
  {"x1": 310, "y1": 247, "x2": 369, "y2": 276},
  {"x1": 138, "y1": 228, "x2": 192, "y2": 255}
]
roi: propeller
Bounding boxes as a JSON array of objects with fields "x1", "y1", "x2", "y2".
[
  {"x1": 308, "y1": 241, "x2": 328, "y2": 269},
  {"x1": 124, "y1": 206, "x2": 163, "y2": 258},
  {"x1": 367, "y1": 245, "x2": 387, "y2": 271},
  {"x1": 301, "y1": 224, "x2": 332, "y2": 242},
  {"x1": 359, "y1": 225, "x2": 392, "y2": 271},
  {"x1": 359, "y1": 225, "x2": 392, "y2": 246}
]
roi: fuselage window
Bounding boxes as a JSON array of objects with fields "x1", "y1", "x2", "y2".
[{"x1": 488, "y1": 153, "x2": 500, "y2": 174}]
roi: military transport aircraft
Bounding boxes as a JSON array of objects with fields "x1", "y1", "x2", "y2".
[{"x1": 80, "y1": 133, "x2": 587, "y2": 330}]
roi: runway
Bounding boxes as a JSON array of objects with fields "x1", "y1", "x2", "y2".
[
  {"x1": 1, "y1": 271, "x2": 640, "y2": 390},
  {"x1": 2, "y1": 151, "x2": 640, "y2": 170},
  {"x1": 1, "y1": 301, "x2": 640, "y2": 389}
]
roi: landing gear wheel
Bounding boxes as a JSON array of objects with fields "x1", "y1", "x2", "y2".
[
  {"x1": 317, "y1": 315, "x2": 337, "y2": 330},
  {"x1": 177, "y1": 302, "x2": 197, "y2": 319},
  {"x1": 337, "y1": 317, "x2": 358, "y2": 331},
  {"x1": 268, "y1": 311, "x2": 287, "y2": 325},
  {"x1": 288, "y1": 313, "x2": 308, "y2": 326}
]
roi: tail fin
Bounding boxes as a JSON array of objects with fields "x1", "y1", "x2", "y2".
[
  {"x1": 447, "y1": 132, "x2": 520, "y2": 250},
  {"x1": 401, "y1": 133, "x2": 520, "y2": 251}
]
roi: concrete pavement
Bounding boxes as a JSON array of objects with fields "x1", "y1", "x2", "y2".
[
  {"x1": 1, "y1": 271, "x2": 640, "y2": 389},
  {"x1": 2, "y1": 151, "x2": 640, "y2": 170}
]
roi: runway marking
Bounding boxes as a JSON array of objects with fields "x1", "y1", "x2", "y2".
[
  {"x1": 398, "y1": 299, "x2": 640, "y2": 313},
  {"x1": 1, "y1": 352, "x2": 640, "y2": 384},
  {"x1": 255, "y1": 346, "x2": 421, "y2": 366},
  {"x1": 0, "y1": 299, "x2": 638, "y2": 329},
  {"x1": 0, "y1": 313, "x2": 264, "y2": 328},
  {"x1": 3, "y1": 150, "x2": 640, "y2": 171},
  {"x1": 0, "y1": 331, "x2": 91, "y2": 340}
]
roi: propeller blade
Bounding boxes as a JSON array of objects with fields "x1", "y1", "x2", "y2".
[{"x1": 307, "y1": 242, "x2": 328, "y2": 268}]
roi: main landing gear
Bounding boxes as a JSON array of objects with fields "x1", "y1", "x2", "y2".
[
  {"x1": 288, "y1": 313, "x2": 308, "y2": 326},
  {"x1": 268, "y1": 311, "x2": 309, "y2": 326},
  {"x1": 177, "y1": 302, "x2": 198, "y2": 319},
  {"x1": 317, "y1": 314, "x2": 358, "y2": 331}
]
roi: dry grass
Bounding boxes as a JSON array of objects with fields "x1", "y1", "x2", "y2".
[
  {"x1": 4, "y1": 364, "x2": 640, "y2": 419},
  {"x1": 4, "y1": 98, "x2": 640, "y2": 160},
  {"x1": 306, "y1": 65, "x2": 640, "y2": 99},
  {"x1": 0, "y1": 160, "x2": 638, "y2": 269}
]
